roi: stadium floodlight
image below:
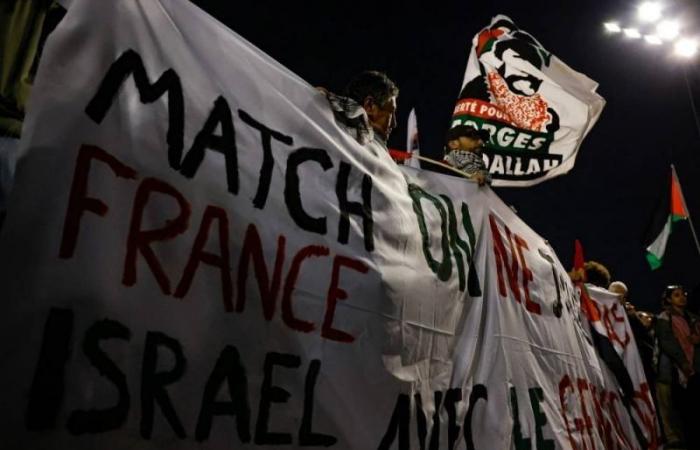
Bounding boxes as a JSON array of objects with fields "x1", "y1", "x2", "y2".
[
  {"x1": 644, "y1": 34, "x2": 663, "y2": 45},
  {"x1": 623, "y1": 28, "x2": 642, "y2": 39},
  {"x1": 674, "y1": 38, "x2": 698, "y2": 58},
  {"x1": 657, "y1": 20, "x2": 680, "y2": 40},
  {"x1": 604, "y1": 22, "x2": 622, "y2": 33},
  {"x1": 638, "y1": 2, "x2": 663, "y2": 22}
]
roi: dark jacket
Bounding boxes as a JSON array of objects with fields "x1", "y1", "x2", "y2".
[{"x1": 655, "y1": 308, "x2": 700, "y2": 384}]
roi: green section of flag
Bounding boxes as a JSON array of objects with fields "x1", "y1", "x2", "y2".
[
  {"x1": 642, "y1": 168, "x2": 690, "y2": 271},
  {"x1": 645, "y1": 216, "x2": 671, "y2": 271},
  {"x1": 644, "y1": 214, "x2": 688, "y2": 270},
  {"x1": 671, "y1": 213, "x2": 686, "y2": 223},
  {"x1": 645, "y1": 252, "x2": 662, "y2": 270}
]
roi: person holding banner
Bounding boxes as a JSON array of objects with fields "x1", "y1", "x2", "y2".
[
  {"x1": 583, "y1": 260, "x2": 611, "y2": 288},
  {"x1": 655, "y1": 285, "x2": 700, "y2": 449},
  {"x1": 318, "y1": 70, "x2": 398, "y2": 153},
  {"x1": 610, "y1": 281, "x2": 658, "y2": 391},
  {"x1": 443, "y1": 124, "x2": 491, "y2": 186}
]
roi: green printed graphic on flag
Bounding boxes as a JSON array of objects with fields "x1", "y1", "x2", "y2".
[{"x1": 451, "y1": 114, "x2": 553, "y2": 153}]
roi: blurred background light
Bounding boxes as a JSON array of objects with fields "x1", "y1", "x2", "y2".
[
  {"x1": 638, "y1": 2, "x2": 663, "y2": 22},
  {"x1": 604, "y1": 21, "x2": 622, "y2": 33},
  {"x1": 674, "y1": 38, "x2": 698, "y2": 58},
  {"x1": 644, "y1": 34, "x2": 663, "y2": 45},
  {"x1": 624, "y1": 28, "x2": 642, "y2": 38},
  {"x1": 657, "y1": 20, "x2": 680, "y2": 40}
]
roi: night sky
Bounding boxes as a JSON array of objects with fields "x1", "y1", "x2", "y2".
[{"x1": 193, "y1": 0, "x2": 700, "y2": 312}]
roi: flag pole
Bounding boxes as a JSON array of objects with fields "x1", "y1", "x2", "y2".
[
  {"x1": 671, "y1": 164, "x2": 700, "y2": 257},
  {"x1": 683, "y1": 66, "x2": 700, "y2": 145}
]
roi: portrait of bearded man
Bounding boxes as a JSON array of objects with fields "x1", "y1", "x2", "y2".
[{"x1": 458, "y1": 18, "x2": 561, "y2": 135}]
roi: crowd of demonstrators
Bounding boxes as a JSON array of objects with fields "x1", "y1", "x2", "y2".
[
  {"x1": 322, "y1": 75, "x2": 700, "y2": 449},
  {"x1": 4, "y1": 9, "x2": 698, "y2": 445},
  {"x1": 570, "y1": 258, "x2": 700, "y2": 450},
  {"x1": 323, "y1": 70, "x2": 700, "y2": 450}
]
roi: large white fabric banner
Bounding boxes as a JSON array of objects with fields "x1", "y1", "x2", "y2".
[{"x1": 0, "y1": 1, "x2": 653, "y2": 449}]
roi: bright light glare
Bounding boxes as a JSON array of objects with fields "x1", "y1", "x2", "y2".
[
  {"x1": 638, "y1": 2, "x2": 663, "y2": 22},
  {"x1": 674, "y1": 38, "x2": 698, "y2": 58},
  {"x1": 623, "y1": 28, "x2": 642, "y2": 39},
  {"x1": 644, "y1": 34, "x2": 663, "y2": 45},
  {"x1": 657, "y1": 20, "x2": 680, "y2": 40},
  {"x1": 604, "y1": 22, "x2": 622, "y2": 33}
]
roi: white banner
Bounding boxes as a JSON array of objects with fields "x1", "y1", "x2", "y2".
[
  {"x1": 452, "y1": 15, "x2": 605, "y2": 187},
  {"x1": 0, "y1": 1, "x2": 652, "y2": 449},
  {"x1": 584, "y1": 285, "x2": 660, "y2": 448}
]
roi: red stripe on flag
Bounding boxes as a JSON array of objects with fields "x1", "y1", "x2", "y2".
[
  {"x1": 573, "y1": 240, "x2": 601, "y2": 322},
  {"x1": 388, "y1": 148, "x2": 412, "y2": 161},
  {"x1": 573, "y1": 239, "x2": 585, "y2": 272},
  {"x1": 580, "y1": 283, "x2": 601, "y2": 322},
  {"x1": 670, "y1": 171, "x2": 688, "y2": 219}
]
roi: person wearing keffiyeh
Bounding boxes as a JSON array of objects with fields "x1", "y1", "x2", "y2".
[
  {"x1": 318, "y1": 71, "x2": 398, "y2": 155},
  {"x1": 443, "y1": 124, "x2": 492, "y2": 186},
  {"x1": 655, "y1": 285, "x2": 700, "y2": 449}
]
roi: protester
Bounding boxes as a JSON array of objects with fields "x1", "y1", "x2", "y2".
[
  {"x1": 567, "y1": 259, "x2": 608, "y2": 288},
  {"x1": 655, "y1": 285, "x2": 700, "y2": 449},
  {"x1": 442, "y1": 124, "x2": 491, "y2": 186},
  {"x1": 609, "y1": 281, "x2": 654, "y2": 328},
  {"x1": 318, "y1": 70, "x2": 398, "y2": 156},
  {"x1": 610, "y1": 281, "x2": 657, "y2": 387},
  {"x1": 583, "y1": 260, "x2": 611, "y2": 288}
]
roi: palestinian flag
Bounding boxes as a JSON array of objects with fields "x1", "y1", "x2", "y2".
[{"x1": 643, "y1": 168, "x2": 689, "y2": 270}]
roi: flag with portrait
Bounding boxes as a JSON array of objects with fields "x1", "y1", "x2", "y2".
[{"x1": 452, "y1": 15, "x2": 605, "y2": 186}]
